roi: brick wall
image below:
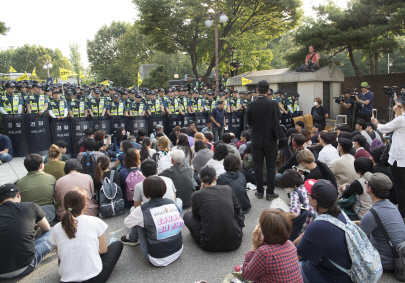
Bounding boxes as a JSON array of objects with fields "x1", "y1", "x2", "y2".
[{"x1": 342, "y1": 72, "x2": 405, "y2": 122}]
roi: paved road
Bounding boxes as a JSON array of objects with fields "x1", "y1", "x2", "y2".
[{"x1": 5, "y1": 188, "x2": 396, "y2": 283}]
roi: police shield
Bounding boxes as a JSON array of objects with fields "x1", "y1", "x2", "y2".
[
  {"x1": 71, "y1": 118, "x2": 93, "y2": 158},
  {"x1": 110, "y1": 116, "x2": 128, "y2": 135},
  {"x1": 50, "y1": 119, "x2": 73, "y2": 155},
  {"x1": 92, "y1": 116, "x2": 111, "y2": 135},
  {"x1": 148, "y1": 115, "x2": 166, "y2": 136},
  {"x1": 168, "y1": 114, "x2": 184, "y2": 134},
  {"x1": 128, "y1": 116, "x2": 148, "y2": 136},
  {"x1": 2, "y1": 114, "x2": 29, "y2": 157},
  {"x1": 25, "y1": 115, "x2": 52, "y2": 156},
  {"x1": 183, "y1": 113, "x2": 195, "y2": 129},
  {"x1": 281, "y1": 113, "x2": 294, "y2": 129},
  {"x1": 231, "y1": 112, "x2": 243, "y2": 139},
  {"x1": 195, "y1": 112, "x2": 208, "y2": 132},
  {"x1": 225, "y1": 112, "x2": 233, "y2": 133}
]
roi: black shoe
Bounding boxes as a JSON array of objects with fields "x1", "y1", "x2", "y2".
[
  {"x1": 121, "y1": 235, "x2": 139, "y2": 246},
  {"x1": 266, "y1": 193, "x2": 279, "y2": 201},
  {"x1": 255, "y1": 192, "x2": 264, "y2": 199}
]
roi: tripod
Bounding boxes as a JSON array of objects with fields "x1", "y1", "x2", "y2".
[{"x1": 388, "y1": 93, "x2": 396, "y2": 122}]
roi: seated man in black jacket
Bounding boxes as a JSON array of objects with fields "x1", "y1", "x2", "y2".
[{"x1": 276, "y1": 134, "x2": 306, "y2": 181}]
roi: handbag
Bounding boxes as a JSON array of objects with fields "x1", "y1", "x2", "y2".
[{"x1": 370, "y1": 208, "x2": 405, "y2": 281}]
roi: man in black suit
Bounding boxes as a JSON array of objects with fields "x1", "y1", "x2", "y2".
[{"x1": 246, "y1": 80, "x2": 280, "y2": 200}]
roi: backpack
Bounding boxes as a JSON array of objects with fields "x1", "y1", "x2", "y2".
[
  {"x1": 80, "y1": 152, "x2": 97, "y2": 178},
  {"x1": 98, "y1": 170, "x2": 125, "y2": 218},
  {"x1": 315, "y1": 212, "x2": 382, "y2": 283},
  {"x1": 125, "y1": 168, "x2": 145, "y2": 202},
  {"x1": 156, "y1": 151, "x2": 172, "y2": 174},
  {"x1": 370, "y1": 208, "x2": 405, "y2": 281}
]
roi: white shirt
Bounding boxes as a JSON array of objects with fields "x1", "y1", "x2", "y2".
[
  {"x1": 133, "y1": 176, "x2": 176, "y2": 202},
  {"x1": 50, "y1": 215, "x2": 108, "y2": 282},
  {"x1": 318, "y1": 144, "x2": 339, "y2": 166},
  {"x1": 377, "y1": 114, "x2": 405, "y2": 167},
  {"x1": 205, "y1": 158, "x2": 226, "y2": 176},
  {"x1": 360, "y1": 130, "x2": 373, "y2": 145}
]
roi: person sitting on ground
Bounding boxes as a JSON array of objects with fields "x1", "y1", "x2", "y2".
[
  {"x1": 192, "y1": 140, "x2": 214, "y2": 174},
  {"x1": 183, "y1": 165, "x2": 244, "y2": 252},
  {"x1": 276, "y1": 134, "x2": 306, "y2": 181},
  {"x1": 150, "y1": 124, "x2": 166, "y2": 149},
  {"x1": 172, "y1": 134, "x2": 193, "y2": 167},
  {"x1": 152, "y1": 136, "x2": 172, "y2": 174},
  {"x1": 168, "y1": 126, "x2": 181, "y2": 147},
  {"x1": 128, "y1": 135, "x2": 142, "y2": 150},
  {"x1": 119, "y1": 149, "x2": 140, "y2": 208},
  {"x1": 217, "y1": 155, "x2": 251, "y2": 214},
  {"x1": 301, "y1": 129, "x2": 312, "y2": 148},
  {"x1": 296, "y1": 180, "x2": 353, "y2": 283},
  {"x1": 310, "y1": 123, "x2": 321, "y2": 144},
  {"x1": 139, "y1": 137, "x2": 155, "y2": 162},
  {"x1": 366, "y1": 122, "x2": 382, "y2": 141},
  {"x1": 371, "y1": 145, "x2": 397, "y2": 204},
  {"x1": 236, "y1": 130, "x2": 251, "y2": 156},
  {"x1": 17, "y1": 153, "x2": 56, "y2": 207},
  {"x1": 93, "y1": 130, "x2": 112, "y2": 154},
  {"x1": 114, "y1": 140, "x2": 133, "y2": 171},
  {"x1": 336, "y1": 125, "x2": 348, "y2": 135},
  {"x1": 356, "y1": 119, "x2": 373, "y2": 145},
  {"x1": 241, "y1": 209, "x2": 303, "y2": 283},
  {"x1": 353, "y1": 134, "x2": 371, "y2": 159},
  {"x1": 201, "y1": 120, "x2": 212, "y2": 133},
  {"x1": 188, "y1": 122, "x2": 198, "y2": 137},
  {"x1": 340, "y1": 157, "x2": 373, "y2": 220},
  {"x1": 0, "y1": 133, "x2": 13, "y2": 165},
  {"x1": 278, "y1": 170, "x2": 317, "y2": 241},
  {"x1": 94, "y1": 154, "x2": 121, "y2": 198},
  {"x1": 136, "y1": 129, "x2": 147, "y2": 144},
  {"x1": 191, "y1": 132, "x2": 204, "y2": 156},
  {"x1": 241, "y1": 143, "x2": 267, "y2": 186},
  {"x1": 222, "y1": 133, "x2": 242, "y2": 170},
  {"x1": 295, "y1": 121, "x2": 305, "y2": 134},
  {"x1": 76, "y1": 138, "x2": 105, "y2": 164},
  {"x1": 180, "y1": 127, "x2": 194, "y2": 147},
  {"x1": 123, "y1": 176, "x2": 184, "y2": 266},
  {"x1": 113, "y1": 127, "x2": 127, "y2": 153},
  {"x1": 78, "y1": 127, "x2": 94, "y2": 147},
  {"x1": 357, "y1": 173, "x2": 405, "y2": 273},
  {"x1": 203, "y1": 131, "x2": 214, "y2": 151},
  {"x1": 43, "y1": 144, "x2": 66, "y2": 181},
  {"x1": 206, "y1": 142, "x2": 229, "y2": 176},
  {"x1": 328, "y1": 138, "x2": 359, "y2": 188},
  {"x1": 0, "y1": 183, "x2": 53, "y2": 279},
  {"x1": 50, "y1": 187, "x2": 123, "y2": 283},
  {"x1": 317, "y1": 131, "x2": 339, "y2": 166},
  {"x1": 55, "y1": 159, "x2": 98, "y2": 221},
  {"x1": 43, "y1": 140, "x2": 69, "y2": 164},
  {"x1": 159, "y1": 150, "x2": 194, "y2": 208},
  {"x1": 296, "y1": 150, "x2": 337, "y2": 188}
]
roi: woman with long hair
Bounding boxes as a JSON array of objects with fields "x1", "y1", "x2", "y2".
[
  {"x1": 113, "y1": 127, "x2": 127, "y2": 153},
  {"x1": 93, "y1": 156, "x2": 121, "y2": 201},
  {"x1": 152, "y1": 136, "x2": 172, "y2": 174},
  {"x1": 119, "y1": 148, "x2": 141, "y2": 208},
  {"x1": 94, "y1": 130, "x2": 111, "y2": 153},
  {"x1": 50, "y1": 187, "x2": 123, "y2": 283},
  {"x1": 114, "y1": 140, "x2": 133, "y2": 171},
  {"x1": 139, "y1": 137, "x2": 156, "y2": 162},
  {"x1": 44, "y1": 144, "x2": 66, "y2": 180},
  {"x1": 172, "y1": 133, "x2": 193, "y2": 166}
]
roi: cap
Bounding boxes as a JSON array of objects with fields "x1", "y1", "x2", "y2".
[
  {"x1": 338, "y1": 137, "x2": 352, "y2": 152},
  {"x1": 27, "y1": 84, "x2": 33, "y2": 88},
  {"x1": 219, "y1": 93, "x2": 225, "y2": 97},
  {"x1": 159, "y1": 88, "x2": 164, "y2": 92},
  {"x1": 32, "y1": 83, "x2": 41, "y2": 88},
  {"x1": 5, "y1": 82, "x2": 15, "y2": 88},
  {"x1": 310, "y1": 179, "x2": 338, "y2": 205},
  {"x1": 103, "y1": 89, "x2": 109, "y2": 94},
  {"x1": 197, "y1": 75, "x2": 201, "y2": 78},
  {"x1": 251, "y1": 90, "x2": 256, "y2": 93},
  {"x1": 233, "y1": 90, "x2": 238, "y2": 93},
  {"x1": 65, "y1": 91, "x2": 73, "y2": 97},
  {"x1": 0, "y1": 183, "x2": 19, "y2": 195},
  {"x1": 293, "y1": 93, "x2": 300, "y2": 97},
  {"x1": 113, "y1": 93, "x2": 120, "y2": 98},
  {"x1": 135, "y1": 93, "x2": 142, "y2": 98},
  {"x1": 304, "y1": 179, "x2": 317, "y2": 194},
  {"x1": 91, "y1": 82, "x2": 96, "y2": 85},
  {"x1": 52, "y1": 90, "x2": 60, "y2": 94},
  {"x1": 363, "y1": 172, "x2": 392, "y2": 191},
  {"x1": 94, "y1": 89, "x2": 101, "y2": 94}
]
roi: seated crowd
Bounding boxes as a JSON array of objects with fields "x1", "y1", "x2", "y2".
[{"x1": 1, "y1": 112, "x2": 405, "y2": 283}]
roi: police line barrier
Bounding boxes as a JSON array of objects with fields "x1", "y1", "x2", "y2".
[
  {"x1": 25, "y1": 115, "x2": 52, "y2": 156},
  {"x1": 281, "y1": 113, "x2": 294, "y2": 129},
  {"x1": 50, "y1": 119, "x2": 73, "y2": 155},
  {"x1": 71, "y1": 117, "x2": 92, "y2": 158},
  {"x1": 184, "y1": 113, "x2": 195, "y2": 128},
  {"x1": 168, "y1": 114, "x2": 184, "y2": 134},
  {"x1": 128, "y1": 116, "x2": 148, "y2": 137},
  {"x1": 110, "y1": 116, "x2": 128, "y2": 135},
  {"x1": 195, "y1": 113, "x2": 208, "y2": 133},
  {"x1": 2, "y1": 114, "x2": 29, "y2": 157},
  {"x1": 92, "y1": 116, "x2": 110, "y2": 136},
  {"x1": 148, "y1": 115, "x2": 167, "y2": 136},
  {"x1": 231, "y1": 112, "x2": 243, "y2": 140}
]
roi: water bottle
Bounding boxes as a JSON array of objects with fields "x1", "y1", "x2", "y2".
[{"x1": 110, "y1": 233, "x2": 117, "y2": 244}]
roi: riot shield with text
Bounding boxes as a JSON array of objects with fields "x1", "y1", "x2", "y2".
[
  {"x1": 50, "y1": 118, "x2": 73, "y2": 155},
  {"x1": 183, "y1": 113, "x2": 195, "y2": 129},
  {"x1": 148, "y1": 115, "x2": 166, "y2": 136},
  {"x1": 71, "y1": 118, "x2": 93, "y2": 157},
  {"x1": 128, "y1": 116, "x2": 148, "y2": 136},
  {"x1": 25, "y1": 115, "x2": 52, "y2": 156},
  {"x1": 231, "y1": 112, "x2": 243, "y2": 140},
  {"x1": 110, "y1": 116, "x2": 128, "y2": 135},
  {"x1": 92, "y1": 116, "x2": 111, "y2": 135},
  {"x1": 2, "y1": 114, "x2": 29, "y2": 157},
  {"x1": 224, "y1": 112, "x2": 233, "y2": 133},
  {"x1": 195, "y1": 112, "x2": 208, "y2": 133},
  {"x1": 168, "y1": 114, "x2": 184, "y2": 134}
]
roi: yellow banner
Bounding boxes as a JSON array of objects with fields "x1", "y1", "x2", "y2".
[
  {"x1": 54, "y1": 78, "x2": 57, "y2": 83},
  {"x1": 60, "y1": 68, "x2": 72, "y2": 77},
  {"x1": 9, "y1": 66, "x2": 17, "y2": 73},
  {"x1": 138, "y1": 72, "x2": 142, "y2": 86},
  {"x1": 32, "y1": 67, "x2": 37, "y2": 77},
  {"x1": 100, "y1": 80, "x2": 109, "y2": 86},
  {"x1": 241, "y1": 77, "x2": 252, "y2": 86},
  {"x1": 16, "y1": 72, "x2": 29, "y2": 81},
  {"x1": 79, "y1": 70, "x2": 85, "y2": 79}
]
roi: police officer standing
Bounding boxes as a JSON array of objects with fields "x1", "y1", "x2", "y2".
[
  {"x1": 0, "y1": 82, "x2": 23, "y2": 115},
  {"x1": 88, "y1": 89, "x2": 107, "y2": 117},
  {"x1": 205, "y1": 92, "x2": 216, "y2": 115},
  {"x1": 189, "y1": 90, "x2": 205, "y2": 113},
  {"x1": 288, "y1": 93, "x2": 300, "y2": 117},
  {"x1": 107, "y1": 93, "x2": 128, "y2": 117},
  {"x1": 158, "y1": 88, "x2": 168, "y2": 105},
  {"x1": 221, "y1": 71, "x2": 230, "y2": 88},
  {"x1": 48, "y1": 90, "x2": 68, "y2": 119},
  {"x1": 26, "y1": 83, "x2": 48, "y2": 116},
  {"x1": 129, "y1": 93, "x2": 147, "y2": 117},
  {"x1": 229, "y1": 90, "x2": 244, "y2": 113},
  {"x1": 146, "y1": 91, "x2": 164, "y2": 116},
  {"x1": 69, "y1": 91, "x2": 88, "y2": 118},
  {"x1": 228, "y1": 47, "x2": 239, "y2": 77},
  {"x1": 177, "y1": 88, "x2": 189, "y2": 115},
  {"x1": 195, "y1": 75, "x2": 204, "y2": 91},
  {"x1": 164, "y1": 90, "x2": 181, "y2": 116}
]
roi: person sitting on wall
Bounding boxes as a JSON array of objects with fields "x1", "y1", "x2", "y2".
[{"x1": 296, "y1": 46, "x2": 320, "y2": 72}]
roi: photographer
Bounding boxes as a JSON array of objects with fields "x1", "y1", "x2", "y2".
[
  {"x1": 355, "y1": 82, "x2": 373, "y2": 122},
  {"x1": 340, "y1": 89, "x2": 354, "y2": 131},
  {"x1": 296, "y1": 46, "x2": 320, "y2": 72}
]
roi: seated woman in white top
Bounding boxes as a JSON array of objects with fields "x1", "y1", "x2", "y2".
[
  {"x1": 50, "y1": 187, "x2": 123, "y2": 283},
  {"x1": 205, "y1": 142, "x2": 228, "y2": 177},
  {"x1": 122, "y1": 176, "x2": 184, "y2": 266},
  {"x1": 139, "y1": 137, "x2": 156, "y2": 163}
]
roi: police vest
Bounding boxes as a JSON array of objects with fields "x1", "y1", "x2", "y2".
[
  {"x1": 71, "y1": 100, "x2": 86, "y2": 117},
  {"x1": 288, "y1": 97, "x2": 298, "y2": 112},
  {"x1": 195, "y1": 81, "x2": 204, "y2": 90},
  {"x1": 50, "y1": 100, "x2": 66, "y2": 116},
  {"x1": 27, "y1": 94, "x2": 46, "y2": 113},
  {"x1": 280, "y1": 98, "x2": 288, "y2": 111},
  {"x1": 147, "y1": 99, "x2": 161, "y2": 114},
  {"x1": 191, "y1": 98, "x2": 203, "y2": 112},
  {"x1": 229, "y1": 51, "x2": 238, "y2": 64},
  {"x1": 221, "y1": 77, "x2": 230, "y2": 87},
  {"x1": 90, "y1": 98, "x2": 105, "y2": 116},
  {"x1": 167, "y1": 98, "x2": 179, "y2": 115},
  {"x1": 231, "y1": 98, "x2": 242, "y2": 111},
  {"x1": 1, "y1": 94, "x2": 20, "y2": 114},
  {"x1": 131, "y1": 102, "x2": 145, "y2": 116},
  {"x1": 110, "y1": 101, "x2": 124, "y2": 116},
  {"x1": 178, "y1": 96, "x2": 188, "y2": 112},
  {"x1": 205, "y1": 100, "x2": 216, "y2": 113}
]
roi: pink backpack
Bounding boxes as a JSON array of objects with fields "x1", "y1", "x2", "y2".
[{"x1": 125, "y1": 168, "x2": 145, "y2": 201}]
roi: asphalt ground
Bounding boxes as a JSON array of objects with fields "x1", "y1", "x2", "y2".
[{"x1": 3, "y1": 187, "x2": 397, "y2": 283}]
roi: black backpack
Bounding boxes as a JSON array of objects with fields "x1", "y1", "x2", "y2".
[
  {"x1": 98, "y1": 170, "x2": 125, "y2": 218},
  {"x1": 80, "y1": 152, "x2": 97, "y2": 178}
]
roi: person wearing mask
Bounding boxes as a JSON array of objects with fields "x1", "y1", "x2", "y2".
[
  {"x1": 311, "y1": 97, "x2": 328, "y2": 131},
  {"x1": 328, "y1": 138, "x2": 359, "y2": 188},
  {"x1": 0, "y1": 133, "x2": 13, "y2": 164},
  {"x1": 355, "y1": 82, "x2": 373, "y2": 122},
  {"x1": 0, "y1": 183, "x2": 53, "y2": 279},
  {"x1": 16, "y1": 154, "x2": 56, "y2": 207},
  {"x1": 183, "y1": 165, "x2": 244, "y2": 252},
  {"x1": 43, "y1": 144, "x2": 66, "y2": 181},
  {"x1": 50, "y1": 187, "x2": 123, "y2": 283},
  {"x1": 356, "y1": 119, "x2": 373, "y2": 145},
  {"x1": 317, "y1": 131, "x2": 339, "y2": 166},
  {"x1": 353, "y1": 134, "x2": 371, "y2": 159},
  {"x1": 123, "y1": 176, "x2": 184, "y2": 266},
  {"x1": 217, "y1": 155, "x2": 251, "y2": 214}
]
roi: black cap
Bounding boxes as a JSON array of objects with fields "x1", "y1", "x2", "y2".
[
  {"x1": 233, "y1": 90, "x2": 238, "y2": 93},
  {"x1": 94, "y1": 89, "x2": 101, "y2": 94},
  {"x1": 5, "y1": 82, "x2": 15, "y2": 88},
  {"x1": 293, "y1": 93, "x2": 300, "y2": 97},
  {"x1": 197, "y1": 75, "x2": 201, "y2": 78},
  {"x1": 0, "y1": 183, "x2": 19, "y2": 195},
  {"x1": 159, "y1": 88, "x2": 164, "y2": 93},
  {"x1": 113, "y1": 93, "x2": 120, "y2": 98},
  {"x1": 91, "y1": 82, "x2": 96, "y2": 85},
  {"x1": 52, "y1": 90, "x2": 60, "y2": 94},
  {"x1": 310, "y1": 179, "x2": 338, "y2": 205},
  {"x1": 66, "y1": 91, "x2": 73, "y2": 97},
  {"x1": 338, "y1": 137, "x2": 352, "y2": 152},
  {"x1": 103, "y1": 89, "x2": 109, "y2": 94},
  {"x1": 135, "y1": 93, "x2": 142, "y2": 98},
  {"x1": 219, "y1": 93, "x2": 225, "y2": 97},
  {"x1": 32, "y1": 83, "x2": 41, "y2": 88},
  {"x1": 251, "y1": 90, "x2": 256, "y2": 93}
]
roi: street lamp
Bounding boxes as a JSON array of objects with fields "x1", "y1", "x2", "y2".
[
  {"x1": 205, "y1": 8, "x2": 228, "y2": 97},
  {"x1": 43, "y1": 59, "x2": 53, "y2": 78}
]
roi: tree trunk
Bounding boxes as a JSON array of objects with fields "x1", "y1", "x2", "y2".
[
  {"x1": 369, "y1": 56, "x2": 374, "y2": 75},
  {"x1": 348, "y1": 46, "x2": 363, "y2": 82},
  {"x1": 374, "y1": 53, "x2": 379, "y2": 74}
]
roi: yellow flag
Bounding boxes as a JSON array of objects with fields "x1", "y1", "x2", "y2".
[
  {"x1": 16, "y1": 72, "x2": 29, "y2": 81},
  {"x1": 54, "y1": 78, "x2": 57, "y2": 83},
  {"x1": 100, "y1": 80, "x2": 109, "y2": 86},
  {"x1": 138, "y1": 72, "x2": 142, "y2": 86},
  {"x1": 32, "y1": 67, "x2": 37, "y2": 77},
  {"x1": 9, "y1": 66, "x2": 17, "y2": 73},
  {"x1": 79, "y1": 70, "x2": 85, "y2": 79},
  {"x1": 241, "y1": 77, "x2": 252, "y2": 86}
]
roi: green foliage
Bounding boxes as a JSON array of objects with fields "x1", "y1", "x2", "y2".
[
  {"x1": 0, "y1": 21, "x2": 9, "y2": 35},
  {"x1": 140, "y1": 65, "x2": 170, "y2": 89},
  {"x1": 69, "y1": 43, "x2": 83, "y2": 81}
]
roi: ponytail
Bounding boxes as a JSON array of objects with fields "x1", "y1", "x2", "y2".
[
  {"x1": 140, "y1": 137, "x2": 151, "y2": 162},
  {"x1": 61, "y1": 187, "x2": 87, "y2": 239},
  {"x1": 94, "y1": 155, "x2": 110, "y2": 183}
]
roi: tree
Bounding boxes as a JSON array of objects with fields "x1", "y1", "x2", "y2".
[
  {"x1": 69, "y1": 43, "x2": 84, "y2": 81},
  {"x1": 140, "y1": 65, "x2": 170, "y2": 89},
  {"x1": 0, "y1": 21, "x2": 9, "y2": 35},
  {"x1": 133, "y1": 0, "x2": 301, "y2": 81}
]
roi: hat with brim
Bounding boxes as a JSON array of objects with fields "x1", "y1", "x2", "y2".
[
  {"x1": 360, "y1": 82, "x2": 370, "y2": 89},
  {"x1": 395, "y1": 93, "x2": 405, "y2": 105},
  {"x1": 363, "y1": 172, "x2": 392, "y2": 191}
]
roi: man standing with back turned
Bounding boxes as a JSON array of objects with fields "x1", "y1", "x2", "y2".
[{"x1": 247, "y1": 80, "x2": 280, "y2": 200}]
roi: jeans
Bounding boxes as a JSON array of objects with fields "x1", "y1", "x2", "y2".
[
  {"x1": 299, "y1": 261, "x2": 311, "y2": 283},
  {"x1": 212, "y1": 127, "x2": 224, "y2": 142},
  {"x1": 0, "y1": 153, "x2": 13, "y2": 162},
  {"x1": 128, "y1": 226, "x2": 150, "y2": 263}
]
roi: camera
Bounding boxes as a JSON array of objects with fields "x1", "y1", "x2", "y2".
[
  {"x1": 334, "y1": 95, "x2": 345, "y2": 104},
  {"x1": 383, "y1": 86, "x2": 398, "y2": 96},
  {"x1": 308, "y1": 59, "x2": 313, "y2": 67}
]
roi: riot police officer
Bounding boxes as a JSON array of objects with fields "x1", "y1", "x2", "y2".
[
  {"x1": 69, "y1": 91, "x2": 88, "y2": 118},
  {"x1": 129, "y1": 93, "x2": 147, "y2": 117},
  {"x1": 221, "y1": 71, "x2": 230, "y2": 88},
  {"x1": 243, "y1": 91, "x2": 253, "y2": 111},
  {"x1": 146, "y1": 91, "x2": 164, "y2": 116},
  {"x1": 177, "y1": 88, "x2": 189, "y2": 115},
  {"x1": 288, "y1": 93, "x2": 300, "y2": 116},
  {"x1": 229, "y1": 90, "x2": 244, "y2": 113},
  {"x1": 26, "y1": 83, "x2": 48, "y2": 116},
  {"x1": 127, "y1": 90, "x2": 136, "y2": 107},
  {"x1": 189, "y1": 90, "x2": 205, "y2": 113},
  {"x1": 164, "y1": 90, "x2": 181, "y2": 116},
  {"x1": 107, "y1": 93, "x2": 128, "y2": 117},
  {"x1": 205, "y1": 92, "x2": 216, "y2": 114},
  {"x1": 49, "y1": 90, "x2": 67, "y2": 119},
  {"x1": 0, "y1": 82, "x2": 23, "y2": 115},
  {"x1": 158, "y1": 88, "x2": 168, "y2": 105},
  {"x1": 195, "y1": 75, "x2": 204, "y2": 91},
  {"x1": 88, "y1": 89, "x2": 107, "y2": 117},
  {"x1": 279, "y1": 92, "x2": 290, "y2": 115}
]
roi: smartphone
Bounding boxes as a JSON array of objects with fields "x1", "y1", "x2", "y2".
[
  {"x1": 372, "y1": 109, "x2": 377, "y2": 118},
  {"x1": 292, "y1": 165, "x2": 298, "y2": 171}
]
